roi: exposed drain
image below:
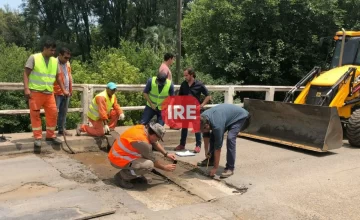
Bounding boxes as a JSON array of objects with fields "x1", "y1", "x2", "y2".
[
  {"x1": 69, "y1": 151, "x2": 204, "y2": 211},
  {"x1": 67, "y1": 149, "x2": 247, "y2": 212}
]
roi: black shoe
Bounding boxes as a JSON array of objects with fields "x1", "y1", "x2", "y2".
[
  {"x1": 130, "y1": 176, "x2": 152, "y2": 184},
  {"x1": 197, "y1": 158, "x2": 214, "y2": 167},
  {"x1": 45, "y1": 137, "x2": 62, "y2": 145},
  {"x1": 114, "y1": 172, "x2": 134, "y2": 189}
]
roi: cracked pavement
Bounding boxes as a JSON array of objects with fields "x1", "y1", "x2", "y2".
[{"x1": 1, "y1": 136, "x2": 360, "y2": 219}]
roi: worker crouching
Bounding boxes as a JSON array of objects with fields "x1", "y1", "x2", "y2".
[
  {"x1": 76, "y1": 82, "x2": 125, "y2": 137},
  {"x1": 108, "y1": 123, "x2": 177, "y2": 189}
]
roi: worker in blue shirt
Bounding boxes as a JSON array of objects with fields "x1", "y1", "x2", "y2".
[{"x1": 198, "y1": 104, "x2": 251, "y2": 178}]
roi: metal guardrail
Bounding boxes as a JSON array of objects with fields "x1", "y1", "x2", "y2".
[{"x1": 0, "y1": 82, "x2": 302, "y2": 124}]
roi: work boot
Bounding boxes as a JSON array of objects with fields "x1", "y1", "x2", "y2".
[
  {"x1": 174, "y1": 144, "x2": 185, "y2": 151},
  {"x1": 130, "y1": 176, "x2": 152, "y2": 184},
  {"x1": 197, "y1": 158, "x2": 214, "y2": 167},
  {"x1": 34, "y1": 139, "x2": 42, "y2": 147},
  {"x1": 76, "y1": 124, "x2": 82, "y2": 136},
  {"x1": 114, "y1": 172, "x2": 134, "y2": 189},
  {"x1": 220, "y1": 169, "x2": 234, "y2": 178},
  {"x1": 45, "y1": 137, "x2": 62, "y2": 145}
]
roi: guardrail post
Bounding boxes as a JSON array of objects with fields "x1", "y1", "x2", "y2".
[
  {"x1": 265, "y1": 87, "x2": 275, "y2": 101},
  {"x1": 81, "y1": 85, "x2": 89, "y2": 124},
  {"x1": 224, "y1": 86, "x2": 235, "y2": 104}
]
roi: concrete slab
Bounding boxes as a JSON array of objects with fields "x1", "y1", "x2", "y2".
[
  {"x1": 154, "y1": 154, "x2": 242, "y2": 202},
  {"x1": 169, "y1": 138, "x2": 360, "y2": 220},
  {"x1": 2, "y1": 126, "x2": 360, "y2": 219},
  {"x1": 0, "y1": 154, "x2": 118, "y2": 220}
]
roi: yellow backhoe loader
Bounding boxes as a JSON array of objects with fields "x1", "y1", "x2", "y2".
[{"x1": 240, "y1": 29, "x2": 360, "y2": 152}]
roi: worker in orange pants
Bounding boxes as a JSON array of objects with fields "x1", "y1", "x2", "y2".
[
  {"x1": 29, "y1": 92, "x2": 58, "y2": 139},
  {"x1": 23, "y1": 39, "x2": 69, "y2": 147},
  {"x1": 76, "y1": 82, "x2": 125, "y2": 137},
  {"x1": 79, "y1": 109, "x2": 120, "y2": 137}
]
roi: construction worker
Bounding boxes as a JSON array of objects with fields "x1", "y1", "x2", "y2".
[
  {"x1": 140, "y1": 72, "x2": 174, "y2": 126},
  {"x1": 159, "y1": 53, "x2": 175, "y2": 80},
  {"x1": 174, "y1": 67, "x2": 211, "y2": 153},
  {"x1": 198, "y1": 104, "x2": 251, "y2": 178},
  {"x1": 108, "y1": 122, "x2": 177, "y2": 189},
  {"x1": 54, "y1": 47, "x2": 73, "y2": 136},
  {"x1": 23, "y1": 39, "x2": 68, "y2": 147},
  {"x1": 76, "y1": 82, "x2": 125, "y2": 137}
]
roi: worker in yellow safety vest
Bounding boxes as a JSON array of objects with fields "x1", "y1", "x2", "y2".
[
  {"x1": 23, "y1": 39, "x2": 69, "y2": 147},
  {"x1": 140, "y1": 72, "x2": 174, "y2": 125},
  {"x1": 76, "y1": 82, "x2": 125, "y2": 137}
]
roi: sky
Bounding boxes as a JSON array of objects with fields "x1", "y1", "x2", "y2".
[{"x1": 0, "y1": 0, "x2": 23, "y2": 10}]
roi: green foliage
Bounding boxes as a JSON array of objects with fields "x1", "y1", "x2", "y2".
[
  {"x1": 0, "y1": 91, "x2": 31, "y2": 133},
  {"x1": 0, "y1": 37, "x2": 32, "y2": 133},
  {"x1": 117, "y1": 40, "x2": 164, "y2": 81},
  {"x1": 142, "y1": 25, "x2": 177, "y2": 54},
  {"x1": 0, "y1": 8, "x2": 34, "y2": 48},
  {"x1": 0, "y1": 37, "x2": 31, "y2": 82},
  {"x1": 182, "y1": 0, "x2": 354, "y2": 86},
  {"x1": 71, "y1": 42, "x2": 163, "y2": 126}
]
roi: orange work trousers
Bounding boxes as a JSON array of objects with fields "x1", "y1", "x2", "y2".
[
  {"x1": 80, "y1": 109, "x2": 119, "y2": 137},
  {"x1": 29, "y1": 92, "x2": 58, "y2": 139}
]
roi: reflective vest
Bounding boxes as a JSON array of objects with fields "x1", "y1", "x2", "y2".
[
  {"x1": 146, "y1": 76, "x2": 171, "y2": 110},
  {"x1": 29, "y1": 53, "x2": 58, "y2": 92},
  {"x1": 87, "y1": 90, "x2": 115, "y2": 121},
  {"x1": 53, "y1": 61, "x2": 72, "y2": 95},
  {"x1": 108, "y1": 125, "x2": 148, "y2": 167}
]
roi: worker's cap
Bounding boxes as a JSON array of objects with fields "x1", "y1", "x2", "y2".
[
  {"x1": 156, "y1": 72, "x2": 168, "y2": 86},
  {"x1": 149, "y1": 122, "x2": 166, "y2": 142},
  {"x1": 107, "y1": 82, "x2": 117, "y2": 90}
]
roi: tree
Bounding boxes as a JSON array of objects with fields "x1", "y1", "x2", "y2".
[
  {"x1": 22, "y1": 0, "x2": 92, "y2": 60},
  {"x1": 182, "y1": 0, "x2": 345, "y2": 86},
  {"x1": 0, "y1": 7, "x2": 33, "y2": 48},
  {"x1": 142, "y1": 25, "x2": 176, "y2": 54}
]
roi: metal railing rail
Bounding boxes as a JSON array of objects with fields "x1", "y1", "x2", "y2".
[{"x1": 0, "y1": 82, "x2": 303, "y2": 123}]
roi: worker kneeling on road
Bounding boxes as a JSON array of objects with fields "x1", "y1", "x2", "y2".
[
  {"x1": 198, "y1": 104, "x2": 251, "y2": 178},
  {"x1": 76, "y1": 82, "x2": 125, "y2": 137},
  {"x1": 108, "y1": 123, "x2": 177, "y2": 189}
]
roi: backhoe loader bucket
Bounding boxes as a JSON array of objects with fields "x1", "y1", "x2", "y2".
[{"x1": 239, "y1": 99, "x2": 343, "y2": 152}]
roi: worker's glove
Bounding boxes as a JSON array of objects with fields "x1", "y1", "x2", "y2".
[
  {"x1": 103, "y1": 125, "x2": 110, "y2": 134},
  {"x1": 119, "y1": 113, "x2": 125, "y2": 120}
]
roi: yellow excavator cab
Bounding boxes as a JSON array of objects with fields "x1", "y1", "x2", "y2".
[{"x1": 240, "y1": 29, "x2": 360, "y2": 152}]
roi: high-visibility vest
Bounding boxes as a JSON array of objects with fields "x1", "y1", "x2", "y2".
[
  {"x1": 29, "y1": 53, "x2": 58, "y2": 92},
  {"x1": 53, "y1": 60, "x2": 72, "y2": 95},
  {"x1": 108, "y1": 125, "x2": 148, "y2": 167},
  {"x1": 87, "y1": 90, "x2": 115, "y2": 121},
  {"x1": 146, "y1": 76, "x2": 171, "y2": 110}
]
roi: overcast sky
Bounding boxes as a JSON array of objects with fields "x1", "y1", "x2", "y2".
[{"x1": 0, "y1": 0, "x2": 23, "y2": 10}]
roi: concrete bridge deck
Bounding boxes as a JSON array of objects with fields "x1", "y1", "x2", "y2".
[{"x1": 1, "y1": 127, "x2": 360, "y2": 219}]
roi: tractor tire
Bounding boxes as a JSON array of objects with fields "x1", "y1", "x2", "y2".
[{"x1": 346, "y1": 109, "x2": 360, "y2": 147}]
